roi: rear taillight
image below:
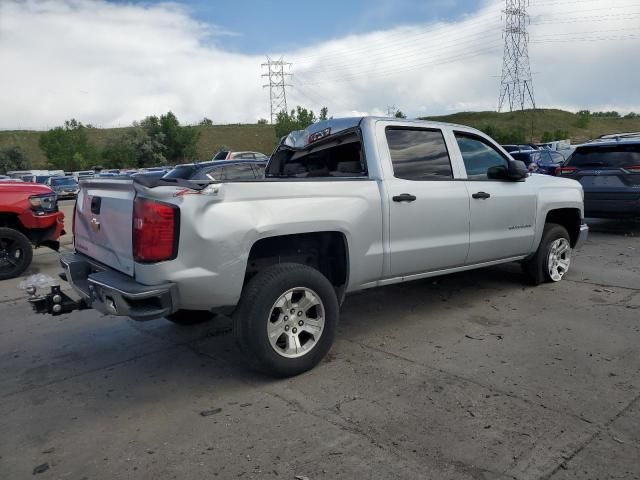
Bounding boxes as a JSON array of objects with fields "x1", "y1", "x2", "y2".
[
  {"x1": 556, "y1": 166, "x2": 577, "y2": 176},
  {"x1": 624, "y1": 165, "x2": 640, "y2": 173},
  {"x1": 133, "y1": 198, "x2": 178, "y2": 263}
]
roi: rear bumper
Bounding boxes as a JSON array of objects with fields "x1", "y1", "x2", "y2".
[
  {"x1": 59, "y1": 252, "x2": 177, "y2": 321},
  {"x1": 574, "y1": 223, "x2": 589, "y2": 250}
]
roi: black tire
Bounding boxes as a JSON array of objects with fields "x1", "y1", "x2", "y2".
[
  {"x1": 233, "y1": 263, "x2": 339, "y2": 377},
  {"x1": 522, "y1": 223, "x2": 571, "y2": 286},
  {"x1": 0, "y1": 227, "x2": 33, "y2": 280},
  {"x1": 165, "y1": 309, "x2": 215, "y2": 325}
]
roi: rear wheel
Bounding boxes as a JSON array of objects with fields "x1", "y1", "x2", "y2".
[
  {"x1": 0, "y1": 228, "x2": 33, "y2": 280},
  {"x1": 522, "y1": 223, "x2": 571, "y2": 285},
  {"x1": 233, "y1": 263, "x2": 339, "y2": 377}
]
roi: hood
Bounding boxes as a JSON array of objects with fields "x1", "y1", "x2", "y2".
[{"x1": 0, "y1": 181, "x2": 55, "y2": 195}]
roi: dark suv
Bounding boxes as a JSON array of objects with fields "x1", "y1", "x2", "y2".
[{"x1": 557, "y1": 134, "x2": 640, "y2": 218}]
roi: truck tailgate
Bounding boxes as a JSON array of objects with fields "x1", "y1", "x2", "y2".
[{"x1": 74, "y1": 178, "x2": 136, "y2": 276}]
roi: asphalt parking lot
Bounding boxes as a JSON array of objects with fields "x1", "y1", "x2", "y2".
[{"x1": 1, "y1": 200, "x2": 638, "y2": 479}]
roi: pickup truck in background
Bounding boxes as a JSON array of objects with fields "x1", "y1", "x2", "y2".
[
  {"x1": 29, "y1": 117, "x2": 588, "y2": 376},
  {"x1": 0, "y1": 181, "x2": 64, "y2": 279}
]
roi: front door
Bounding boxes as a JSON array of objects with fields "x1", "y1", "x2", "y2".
[
  {"x1": 453, "y1": 132, "x2": 537, "y2": 265},
  {"x1": 385, "y1": 127, "x2": 470, "y2": 277}
]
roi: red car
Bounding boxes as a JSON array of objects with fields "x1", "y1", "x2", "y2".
[{"x1": 0, "y1": 181, "x2": 65, "y2": 280}]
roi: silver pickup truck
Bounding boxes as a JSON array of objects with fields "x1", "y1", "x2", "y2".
[{"x1": 29, "y1": 117, "x2": 588, "y2": 376}]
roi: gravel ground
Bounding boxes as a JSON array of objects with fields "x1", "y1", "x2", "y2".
[{"x1": 0, "y1": 208, "x2": 638, "y2": 479}]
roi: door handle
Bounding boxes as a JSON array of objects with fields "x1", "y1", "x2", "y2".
[
  {"x1": 392, "y1": 193, "x2": 417, "y2": 202},
  {"x1": 472, "y1": 191, "x2": 491, "y2": 199}
]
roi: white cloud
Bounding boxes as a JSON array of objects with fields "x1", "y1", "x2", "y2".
[{"x1": 0, "y1": 0, "x2": 639, "y2": 129}]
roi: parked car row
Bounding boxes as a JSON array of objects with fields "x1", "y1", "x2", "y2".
[{"x1": 502, "y1": 132, "x2": 640, "y2": 219}]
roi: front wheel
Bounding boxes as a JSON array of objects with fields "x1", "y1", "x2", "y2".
[
  {"x1": 0, "y1": 227, "x2": 33, "y2": 280},
  {"x1": 522, "y1": 223, "x2": 572, "y2": 285},
  {"x1": 233, "y1": 263, "x2": 339, "y2": 377}
]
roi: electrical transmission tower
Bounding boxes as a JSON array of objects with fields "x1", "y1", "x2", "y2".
[
  {"x1": 497, "y1": 0, "x2": 536, "y2": 112},
  {"x1": 262, "y1": 57, "x2": 292, "y2": 124}
]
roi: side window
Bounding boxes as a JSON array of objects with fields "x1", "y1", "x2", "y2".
[
  {"x1": 386, "y1": 128, "x2": 453, "y2": 180},
  {"x1": 454, "y1": 133, "x2": 509, "y2": 180},
  {"x1": 253, "y1": 163, "x2": 266, "y2": 178},
  {"x1": 549, "y1": 152, "x2": 565, "y2": 165},
  {"x1": 236, "y1": 153, "x2": 256, "y2": 159},
  {"x1": 221, "y1": 164, "x2": 256, "y2": 180}
]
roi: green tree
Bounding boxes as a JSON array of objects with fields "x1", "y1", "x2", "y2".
[
  {"x1": 199, "y1": 117, "x2": 213, "y2": 126},
  {"x1": 0, "y1": 146, "x2": 30, "y2": 174},
  {"x1": 319, "y1": 107, "x2": 329, "y2": 121},
  {"x1": 38, "y1": 119, "x2": 99, "y2": 170},
  {"x1": 139, "y1": 111, "x2": 199, "y2": 162},
  {"x1": 394, "y1": 110, "x2": 407, "y2": 119},
  {"x1": 257, "y1": 118, "x2": 269, "y2": 125},
  {"x1": 274, "y1": 106, "x2": 317, "y2": 139},
  {"x1": 575, "y1": 111, "x2": 590, "y2": 129},
  {"x1": 101, "y1": 135, "x2": 137, "y2": 168}
]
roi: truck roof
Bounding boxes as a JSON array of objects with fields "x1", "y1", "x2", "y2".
[{"x1": 282, "y1": 116, "x2": 468, "y2": 149}]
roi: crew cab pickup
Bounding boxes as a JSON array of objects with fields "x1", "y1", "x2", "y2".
[
  {"x1": 1, "y1": 181, "x2": 64, "y2": 279},
  {"x1": 29, "y1": 117, "x2": 588, "y2": 376}
]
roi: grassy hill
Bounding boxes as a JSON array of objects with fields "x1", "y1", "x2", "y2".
[
  {"x1": 0, "y1": 124, "x2": 278, "y2": 168},
  {"x1": 422, "y1": 109, "x2": 640, "y2": 144},
  {"x1": 2, "y1": 109, "x2": 640, "y2": 168}
]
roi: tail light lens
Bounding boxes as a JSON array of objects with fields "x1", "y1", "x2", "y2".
[
  {"x1": 624, "y1": 165, "x2": 640, "y2": 173},
  {"x1": 133, "y1": 198, "x2": 179, "y2": 263},
  {"x1": 556, "y1": 166, "x2": 577, "y2": 176}
]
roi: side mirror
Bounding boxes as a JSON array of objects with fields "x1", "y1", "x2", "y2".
[
  {"x1": 507, "y1": 160, "x2": 529, "y2": 180},
  {"x1": 487, "y1": 165, "x2": 508, "y2": 180}
]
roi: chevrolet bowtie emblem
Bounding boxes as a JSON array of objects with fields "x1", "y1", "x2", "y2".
[{"x1": 90, "y1": 217, "x2": 101, "y2": 232}]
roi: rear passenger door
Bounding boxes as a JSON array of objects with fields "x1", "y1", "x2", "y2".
[
  {"x1": 453, "y1": 132, "x2": 537, "y2": 264},
  {"x1": 384, "y1": 126, "x2": 470, "y2": 276}
]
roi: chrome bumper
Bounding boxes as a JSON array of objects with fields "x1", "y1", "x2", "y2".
[
  {"x1": 59, "y1": 252, "x2": 177, "y2": 321},
  {"x1": 574, "y1": 223, "x2": 589, "y2": 250}
]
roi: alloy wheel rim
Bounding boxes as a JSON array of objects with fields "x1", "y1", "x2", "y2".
[
  {"x1": 547, "y1": 238, "x2": 571, "y2": 281},
  {"x1": 267, "y1": 287, "x2": 325, "y2": 359},
  {"x1": 0, "y1": 237, "x2": 23, "y2": 272}
]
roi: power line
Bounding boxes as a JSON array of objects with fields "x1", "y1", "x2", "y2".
[
  {"x1": 295, "y1": 27, "x2": 501, "y2": 77},
  {"x1": 498, "y1": 0, "x2": 536, "y2": 112},
  {"x1": 295, "y1": 44, "x2": 502, "y2": 86},
  {"x1": 261, "y1": 56, "x2": 292, "y2": 124}
]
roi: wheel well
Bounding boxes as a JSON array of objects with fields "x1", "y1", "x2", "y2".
[
  {"x1": 0, "y1": 213, "x2": 24, "y2": 232},
  {"x1": 246, "y1": 232, "x2": 348, "y2": 296},
  {"x1": 545, "y1": 208, "x2": 581, "y2": 247}
]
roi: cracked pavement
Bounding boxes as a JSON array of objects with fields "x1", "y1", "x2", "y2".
[{"x1": 0, "y1": 209, "x2": 639, "y2": 479}]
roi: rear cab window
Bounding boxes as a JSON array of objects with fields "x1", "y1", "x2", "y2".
[
  {"x1": 266, "y1": 130, "x2": 367, "y2": 178},
  {"x1": 385, "y1": 127, "x2": 453, "y2": 180}
]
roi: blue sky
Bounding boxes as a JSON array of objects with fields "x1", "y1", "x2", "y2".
[
  {"x1": 2, "y1": 0, "x2": 639, "y2": 129},
  {"x1": 117, "y1": 0, "x2": 485, "y2": 54}
]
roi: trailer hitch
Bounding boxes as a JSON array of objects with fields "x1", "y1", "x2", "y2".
[{"x1": 27, "y1": 284, "x2": 89, "y2": 315}]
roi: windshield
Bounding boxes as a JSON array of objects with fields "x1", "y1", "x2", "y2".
[
  {"x1": 35, "y1": 176, "x2": 51, "y2": 183},
  {"x1": 51, "y1": 177, "x2": 78, "y2": 186},
  {"x1": 213, "y1": 151, "x2": 229, "y2": 160},
  {"x1": 567, "y1": 144, "x2": 640, "y2": 168}
]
